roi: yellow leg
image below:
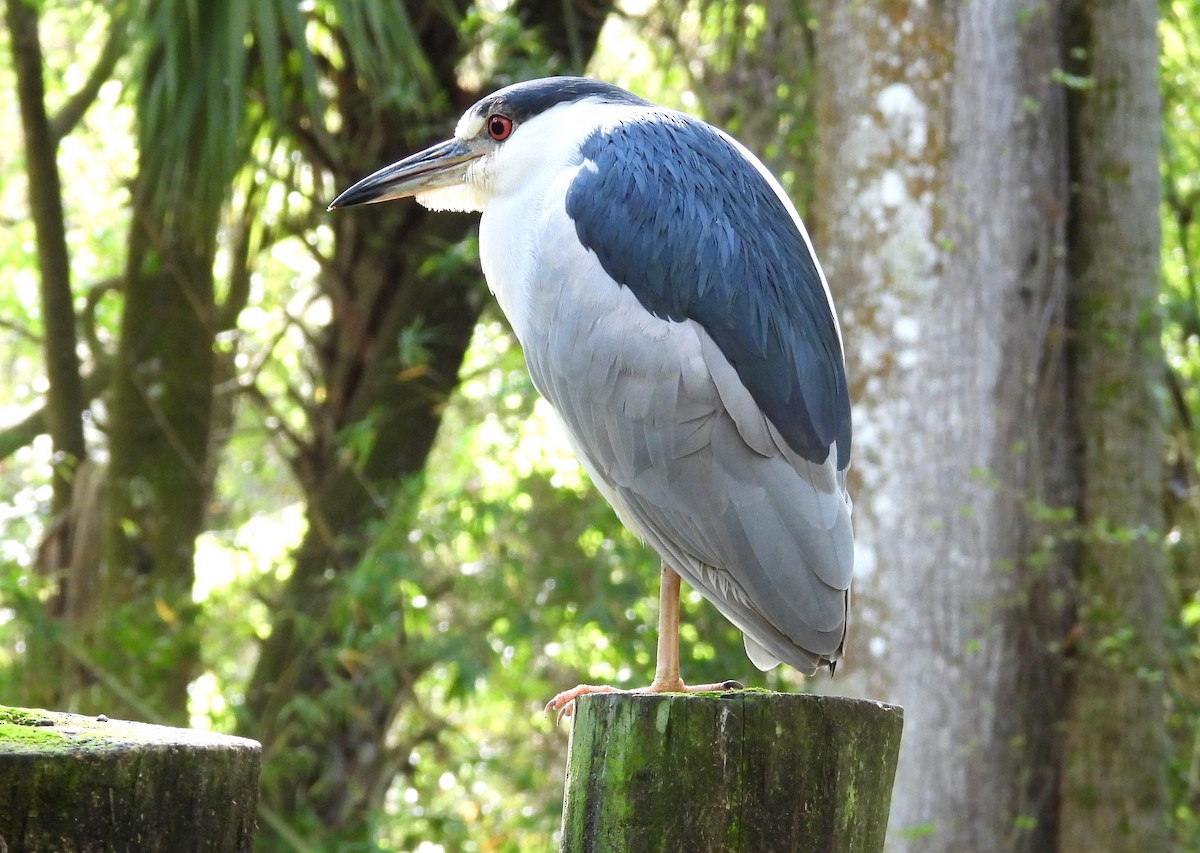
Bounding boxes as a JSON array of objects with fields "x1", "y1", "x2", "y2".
[
  {"x1": 545, "y1": 561, "x2": 741, "y2": 723},
  {"x1": 648, "y1": 562, "x2": 685, "y2": 691}
]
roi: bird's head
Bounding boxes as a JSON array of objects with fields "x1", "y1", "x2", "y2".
[{"x1": 328, "y1": 77, "x2": 652, "y2": 214}]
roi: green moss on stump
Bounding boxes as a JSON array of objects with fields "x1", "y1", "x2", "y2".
[
  {"x1": 0, "y1": 705, "x2": 261, "y2": 852},
  {"x1": 560, "y1": 692, "x2": 903, "y2": 853}
]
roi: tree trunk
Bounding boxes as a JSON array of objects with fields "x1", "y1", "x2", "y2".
[
  {"x1": 1059, "y1": 1, "x2": 1170, "y2": 849},
  {"x1": 101, "y1": 236, "x2": 215, "y2": 722},
  {"x1": 240, "y1": 2, "x2": 617, "y2": 845},
  {"x1": 812, "y1": 2, "x2": 1075, "y2": 850},
  {"x1": 243, "y1": 202, "x2": 485, "y2": 836},
  {"x1": 98, "y1": 3, "x2": 233, "y2": 723},
  {"x1": 5, "y1": 0, "x2": 86, "y2": 510},
  {"x1": 5, "y1": 0, "x2": 101, "y2": 716}
]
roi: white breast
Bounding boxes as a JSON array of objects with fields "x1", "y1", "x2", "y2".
[{"x1": 475, "y1": 99, "x2": 654, "y2": 344}]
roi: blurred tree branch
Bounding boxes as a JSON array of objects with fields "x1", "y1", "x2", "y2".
[
  {"x1": 0, "y1": 364, "x2": 109, "y2": 463},
  {"x1": 5, "y1": 0, "x2": 88, "y2": 511},
  {"x1": 48, "y1": 1, "x2": 131, "y2": 144}
]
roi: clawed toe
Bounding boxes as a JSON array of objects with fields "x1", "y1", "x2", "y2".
[
  {"x1": 544, "y1": 678, "x2": 745, "y2": 724},
  {"x1": 544, "y1": 684, "x2": 621, "y2": 724}
]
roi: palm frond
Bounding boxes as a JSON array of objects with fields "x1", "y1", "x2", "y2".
[
  {"x1": 329, "y1": 0, "x2": 454, "y2": 118},
  {"x1": 132, "y1": 0, "x2": 321, "y2": 233}
]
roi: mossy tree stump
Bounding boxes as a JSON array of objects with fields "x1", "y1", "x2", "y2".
[
  {"x1": 560, "y1": 692, "x2": 903, "y2": 852},
  {"x1": 0, "y1": 705, "x2": 261, "y2": 852}
]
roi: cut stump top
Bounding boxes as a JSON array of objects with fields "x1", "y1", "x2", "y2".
[{"x1": 0, "y1": 705, "x2": 261, "y2": 853}]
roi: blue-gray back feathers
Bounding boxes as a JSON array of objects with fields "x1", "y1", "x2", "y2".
[{"x1": 565, "y1": 112, "x2": 851, "y2": 469}]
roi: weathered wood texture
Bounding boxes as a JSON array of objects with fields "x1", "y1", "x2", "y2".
[
  {"x1": 0, "y1": 706, "x2": 261, "y2": 852},
  {"x1": 560, "y1": 692, "x2": 902, "y2": 852},
  {"x1": 812, "y1": 2, "x2": 1076, "y2": 849}
]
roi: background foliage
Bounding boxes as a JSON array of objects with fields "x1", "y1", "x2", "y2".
[
  {"x1": 1161, "y1": 0, "x2": 1200, "y2": 841},
  {"x1": 1, "y1": 0, "x2": 1197, "y2": 850}
]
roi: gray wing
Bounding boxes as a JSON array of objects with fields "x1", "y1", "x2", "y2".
[{"x1": 518, "y1": 215, "x2": 852, "y2": 674}]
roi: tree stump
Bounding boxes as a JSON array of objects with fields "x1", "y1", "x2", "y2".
[
  {"x1": 0, "y1": 705, "x2": 261, "y2": 852},
  {"x1": 560, "y1": 691, "x2": 903, "y2": 852}
]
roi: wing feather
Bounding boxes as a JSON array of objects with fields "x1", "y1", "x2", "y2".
[
  {"x1": 517, "y1": 217, "x2": 852, "y2": 674},
  {"x1": 566, "y1": 111, "x2": 852, "y2": 469}
]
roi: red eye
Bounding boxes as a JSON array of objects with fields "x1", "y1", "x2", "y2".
[{"x1": 487, "y1": 114, "x2": 514, "y2": 141}]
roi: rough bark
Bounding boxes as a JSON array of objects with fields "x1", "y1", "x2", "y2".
[
  {"x1": 102, "y1": 248, "x2": 214, "y2": 721},
  {"x1": 0, "y1": 705, "x2": 260, "y2": 852},
  {"x1": 99, "y1": 4, "x2": 228, "y2": 723},
  {"x1": 812, "y1": 2, "x2": 1074, "y2": 850},
  {"x1": 560, "y1": 693, "x2": 903, "y2": 853},
  {"x1": 1059, "y1": 1, "x2": 1170, "y2": 849},
  {"x1": 5, "y1": 0, "x2": 87, "y2": 511}
]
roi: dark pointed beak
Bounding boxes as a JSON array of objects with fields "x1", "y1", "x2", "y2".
[{"x1": 328, "y1": 138, "x2": 480, "y2": 209}]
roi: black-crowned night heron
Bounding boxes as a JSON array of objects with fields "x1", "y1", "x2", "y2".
[{"x1": 330, "y1": 77, "x2": 852, "y2": 719}]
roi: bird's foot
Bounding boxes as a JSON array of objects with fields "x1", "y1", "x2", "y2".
[{"x1": 544, "y1": 678, "x2": 743, "y2": 725}]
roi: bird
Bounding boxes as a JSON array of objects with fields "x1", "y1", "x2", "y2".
[{"x1": 329, "y1": 76, "x2": 853, "y2": 719}]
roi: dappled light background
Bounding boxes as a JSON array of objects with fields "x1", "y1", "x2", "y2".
[{"x1": 2, "y1": 1, "x2": 1199, "y2": 851}]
